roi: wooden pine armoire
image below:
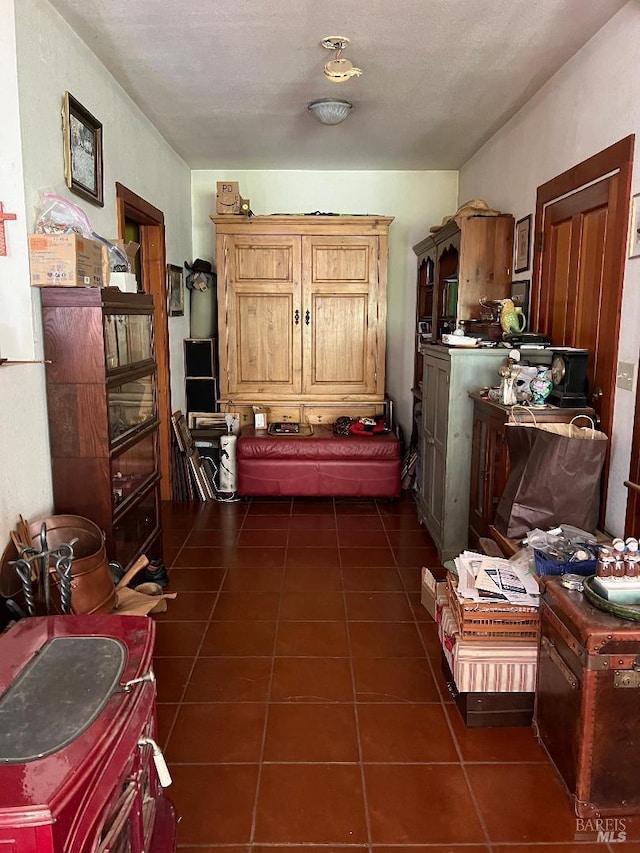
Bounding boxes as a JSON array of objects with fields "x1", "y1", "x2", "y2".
[{"x1": 210, "y1": 215, "x2": 394, "y2": 425}]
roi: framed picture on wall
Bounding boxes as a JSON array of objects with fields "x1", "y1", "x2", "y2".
[
  {"x1": 514, "y1": 214, "x2": 532, "y2": 273},
  {"x1": 62, "y1": 92, "x2": 104, "y2": 207},
  {"x1": 167, "y1": 264, "x2": 184, "y2": 316}
]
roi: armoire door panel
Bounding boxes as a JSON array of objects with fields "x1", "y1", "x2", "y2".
[
  {"x1": 302, "y1": 235, "x2": 379, "y2": 395},
  {"x1": 310, "y1": 241, "x2": 372, "y2": 283},
  {"x1": 232, "y1": 240, "x2": 297, "y2": 283},
  {"x1": 307, "y1": 293, "x2": 368, "y2": 387},
  {"x1": 230, "y1": 292, "x2": 300, "y2": 393}
]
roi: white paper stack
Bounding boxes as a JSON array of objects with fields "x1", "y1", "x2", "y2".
[{"x1": 452, "y1": 551, "x2": 539, "y2": 608}]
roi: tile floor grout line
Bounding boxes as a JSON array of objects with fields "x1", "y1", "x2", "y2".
[
  {"x1": 159, "y1": 504, "x2": 237, "y2": 749},
  {"x1": 339, "y1": 506, "x2": 375, "y2": 853},
  {"x1": 246, "y1": 495, "x2": 290, "y2": 850}
]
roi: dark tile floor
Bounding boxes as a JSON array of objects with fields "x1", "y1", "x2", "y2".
[{"x1": 155, "y1": 494, "x2": 638, "y2": 852}]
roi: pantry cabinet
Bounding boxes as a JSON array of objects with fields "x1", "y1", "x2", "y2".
[
  {"x1": 417, "y1": 346, "x2": 507, "y2": 562},
  {"x1": 41, "y1": 288, "x2": 162, "y2": 570},
  {"x1": 410, "y1": 214, "x2": 514, "y2": 453},
  {"x1": 211, "y1": 215, "x2": 393, "y2": 418}
]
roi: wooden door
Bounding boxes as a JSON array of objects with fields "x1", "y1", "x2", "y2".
[
  {"x1": 302, "y1": 236, "x2": 381, "y2": 396},
  {"x1": 532, "y1": 136, "x2": 633, "y2": 519},
  {"x1": 116, "y1": 183, "x2": 172, "y2": 500},
  {"x1": 220, "y1": 234, "x2": 302, "y2": 396}
]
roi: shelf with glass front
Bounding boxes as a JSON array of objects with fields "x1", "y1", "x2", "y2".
[{"x1": 41, "y1": 288, "x2": 162, "y2": 570}]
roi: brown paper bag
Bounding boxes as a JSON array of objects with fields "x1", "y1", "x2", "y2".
[{"x1": 494, "y1": 418, "x2": 608, "y2": 538}]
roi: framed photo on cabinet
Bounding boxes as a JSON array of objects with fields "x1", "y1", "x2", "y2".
[
  {"x1": 62, "y1": 92, "x2": 104, "y2": 207},
  {"x1": 514, "y1": 214, "x2": 532, "y2": 273}
]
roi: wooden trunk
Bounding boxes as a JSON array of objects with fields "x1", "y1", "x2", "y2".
[{"x1": 535, "y1": 577, "x2": 640, "y2": 818}]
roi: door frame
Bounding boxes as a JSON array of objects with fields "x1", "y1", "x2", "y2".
[
  {"x1": 115, "y1": 182, "x2": 173, "y2": 500},
  {"x1": 531, "y1": 135, "x2": 634, "y2": 520}
]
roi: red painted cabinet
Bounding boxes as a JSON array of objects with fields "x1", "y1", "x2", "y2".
[{"x1": 0, "y1": 615, "x2": 176, "y2": 852}]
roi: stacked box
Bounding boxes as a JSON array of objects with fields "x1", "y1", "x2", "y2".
[
  {"x1": 29, "y1": 234, "x2": 104, "y2": 287},
  {"x1": 420, "y1": 567, "x2": 447, "y2": 621},
  {"x1": 438, "y1": 603, "x2": 538, "y2": 694}
]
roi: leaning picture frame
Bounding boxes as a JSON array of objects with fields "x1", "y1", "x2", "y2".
[
  {"x1": 167, "y1": 264, "x2": 184, "y2": 316},
  {"x1": 628, "y1": 193, "x2": 640, "y2": 258},
  {"x1": 62, "y1": 92, "x2": 104, "y2": 207},
  {"x1": 514, "y1": 214, "x2": 532, "y2": 274}
]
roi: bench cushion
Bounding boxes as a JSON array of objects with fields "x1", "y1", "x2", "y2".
[
  {"x1": 237, "y1": 426, "x2": 400, "y2": 461},
  {"x1": 236, "y1": 425, "x2": 401, "y2": 497}
]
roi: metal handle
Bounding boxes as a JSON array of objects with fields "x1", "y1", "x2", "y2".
[
  {"x1": 138, "y1": 736, "x2": 172, "y2": 787},
  {"x1": 591, "y1": 386, "x2": 603, "y2": 403},
  {"x1": 294, "y1": 309, "x2": 300, "y2": 325},
  {"x1": 121, "y1": 669, "x2": 155, "y2": 692},
  {"x1": 541, "y1": 635, "x2": 578, "y2": 689},
  {"x1": 305, "y1": 309, "x2": 310, "y2": 326}
]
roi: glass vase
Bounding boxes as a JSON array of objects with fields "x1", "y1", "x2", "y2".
[{"x1": 530, "y1": 366, "x2": 553, "y2": 406}]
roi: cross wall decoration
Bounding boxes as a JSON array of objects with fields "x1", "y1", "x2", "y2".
[{"x1": 0, "y1": 202, "x2": 18, "y2": 256}]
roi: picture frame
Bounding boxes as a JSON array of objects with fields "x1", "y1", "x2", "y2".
[
  {"x1": 510, "y1": 279, "x2": 531, "y2": 313},
  {"x1": 167, "y1": 264, "x2": 184, "y2": 316},
  {"x1": 629, "y1": 193, "x2": 640, "y2": 258},
  {"x1": 62, "y1": 92, "x2": 104, "y2": 207},
  {"x1": 514, "y1": 214, "x2": 532, "y2": 274}
]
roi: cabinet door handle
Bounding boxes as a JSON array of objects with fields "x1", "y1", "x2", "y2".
[
  {"x1": 305, "y1": 309, "x2": 310, "y2": 326},
  {"x1": 294, "y1": 309, "x2": 300, "y2": 325}
]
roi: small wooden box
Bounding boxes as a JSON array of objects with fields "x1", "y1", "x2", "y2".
[
  {"x1": 446, "y1": 574, "x2": 540, "y2": 642},
  {"x1": 216, "y1": 181, "x2": 240, "y2": 214}
]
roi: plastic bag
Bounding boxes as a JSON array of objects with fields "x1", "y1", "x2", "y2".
[
  {"x1": 34, "y1": 192, "x2": 131, "y2": 271},
  {"x1": 35, "y1": 192, "x2": 93, "y2": 237}
]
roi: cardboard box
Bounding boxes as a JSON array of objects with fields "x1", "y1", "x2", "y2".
[
  {"x1": 421, "y1": 566, "x2": 447, "y2": 621},
  {"x1": 110, "y1": 272, "x2": 138, "y2": 293},
  {"x1": 216, "y1": 181, "x2": 240, "y2": 214},
  {"x1": 29, "y1": 234, "x2": 104, "y2": 287}
]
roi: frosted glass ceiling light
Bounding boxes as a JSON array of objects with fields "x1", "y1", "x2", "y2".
[{"x1": 307, "y1": 98, "x2": 353, "y2": 125}]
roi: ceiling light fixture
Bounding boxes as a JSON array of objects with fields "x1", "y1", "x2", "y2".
[
  {"x1": 307, "y1": 98, "x2": 353, "y2": 125},
  {"x1": 320, "y1": 35, "x2": 363, "y2": 83}
]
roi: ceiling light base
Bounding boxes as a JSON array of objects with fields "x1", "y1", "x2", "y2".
[
  {"x1": 321, "y1": 36, "x2": 350, "y2": 51},
  {"x1": 307, "y1": 98, "x2": 353, "y2": 125}
]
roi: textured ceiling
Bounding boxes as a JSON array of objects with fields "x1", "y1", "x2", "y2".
[{"x1": 48, "y1": 0, "x2": 627, "y2": 170}]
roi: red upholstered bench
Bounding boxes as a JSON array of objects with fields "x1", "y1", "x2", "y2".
[{"x1": 237, "y1": 425, "x2": 401, "y2": 498}]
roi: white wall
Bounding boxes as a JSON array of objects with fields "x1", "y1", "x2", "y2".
[
  {"x1": 191, "y1": 171, "x2": 458, "y2": 440},
  {"x1": 0, "y1": 0, "x2": 192, "y2": 538},
  {"x1": 459, "y1": 1, "x2": 640, "y2": 536}
]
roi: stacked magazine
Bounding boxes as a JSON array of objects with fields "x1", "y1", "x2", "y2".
[{"x1": 452, "y1": 551, "x2": 540, "y2": 608}]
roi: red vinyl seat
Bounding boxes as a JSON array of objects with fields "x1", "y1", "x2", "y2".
[{"x1": 237, "y1": 426, "x2": 401, "y2": 497}]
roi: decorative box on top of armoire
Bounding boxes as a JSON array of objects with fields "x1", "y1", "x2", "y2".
[
  {"x1": 210, "y1": 214, "x2": 393, "y2": 426},
  {"x1": 41, "y1": 287, "x2": 162, "y2": 570},
  {"x1": 535, "y1": 577, "x2": 640, "y2": 818}
]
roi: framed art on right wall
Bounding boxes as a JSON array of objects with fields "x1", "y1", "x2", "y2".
[{"x1": 514, "y1": 214, "x2": 532, "y2": 273}]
